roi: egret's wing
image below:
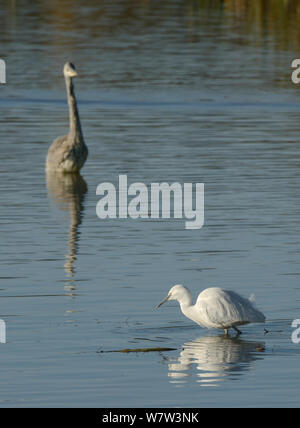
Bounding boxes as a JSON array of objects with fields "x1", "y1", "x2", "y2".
[{"x1": 197, "y1": 288, "x2": 265, "y2": 328}]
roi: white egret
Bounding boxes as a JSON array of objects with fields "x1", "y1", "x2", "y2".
[
  {"x1": 46, "y1": 62, "x2": 88, "y2": 173},
  {"x1": 157, "y1": 285, "x2": 265, "y2": 335}
]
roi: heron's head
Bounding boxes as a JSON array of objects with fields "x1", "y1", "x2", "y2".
[
  {"x1": 156, "y1": 284, "x2": 188, "y2": 308},
  {"x1": 63, "y1": 62, "x2": 78, "y2": 78}
]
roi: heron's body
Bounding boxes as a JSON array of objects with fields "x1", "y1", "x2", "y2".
[
  {"x1": 46, "y1": 62, "x2": 88, "y2": 173},
  {"x1": 157, "y1": 285, "x2": 265, "y2": 335}
]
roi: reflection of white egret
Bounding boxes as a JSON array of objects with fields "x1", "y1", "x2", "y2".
[
  {"x1": 46, "y1": 170, "x2": 87, "y2": 278},
  {"x1": 168, "y1": 335, "x2": 265, "y2": 385},
  {"x1": 46, "y1": 62, "x2": 88, "y2": 172},
  {"x1": 157, "y1": 285, "x2": 265, "y2": 335}
]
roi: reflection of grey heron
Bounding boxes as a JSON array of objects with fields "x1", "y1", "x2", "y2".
[
  {"x1": 46, "y1": 62, "x2": 88, "y2": 173},
  {"x1": 157, "y1": 285, "x2": 265, "y2": 335},
  {"x1": 168, "y1": 335, "x2": 265, "y2": 385},
  {"x1": 46, "y1": 170, "x2": 87, "y2": 277}
]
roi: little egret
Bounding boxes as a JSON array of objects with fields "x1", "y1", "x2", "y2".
[
  {"x1": 46, "y1": 62, "x2": 88, "y2": 173},
  {"x1": 157, "y1": 285, "x2": 265, "y2": 335}
]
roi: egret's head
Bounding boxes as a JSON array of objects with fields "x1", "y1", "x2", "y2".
[
  {"x1": 63, "y1": 62, "x2": 78, "y2": 78},
  {"x1": 156, "y1": 284, "x2": 188, "y2": 308}
]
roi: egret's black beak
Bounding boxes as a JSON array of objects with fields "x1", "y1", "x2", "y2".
[{"x1": 156, "y1": 294, "x2": 170, "y2": 309}]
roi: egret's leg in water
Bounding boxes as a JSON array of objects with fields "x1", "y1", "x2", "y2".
[
  {"x1": 233, "y1": 326, "x2": 242, "y2": 335},
  {"x1": 224, "y1": 327, "x2": 241, "y2": 335}
]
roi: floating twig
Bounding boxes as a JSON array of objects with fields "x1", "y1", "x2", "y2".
[{"x1": 98, "y1": 347, "x2": 177, "y2": 353}]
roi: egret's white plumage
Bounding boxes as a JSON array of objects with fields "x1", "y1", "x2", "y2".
[{"x1": 157, "y1": 285, "x2": 265, "y2": 335}]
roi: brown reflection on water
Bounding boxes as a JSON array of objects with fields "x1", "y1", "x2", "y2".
[
  {"x1": 1, "y1": 0, "x2": 299, "y2": 93},
  {"x1": 3, "y1": 0, "x2": 300, "y2": 50},
  {"x1": 186, "y1": 0, "x2": 300, "y2": 50}
]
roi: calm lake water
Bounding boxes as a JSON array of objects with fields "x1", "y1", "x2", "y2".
[{"x1": 1, "y1": 0, "x2": 300, "y2": 407}]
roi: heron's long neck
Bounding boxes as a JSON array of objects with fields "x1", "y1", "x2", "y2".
[{"x1": 65, "y1": 76, "x2": 83, "y2": 142}]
